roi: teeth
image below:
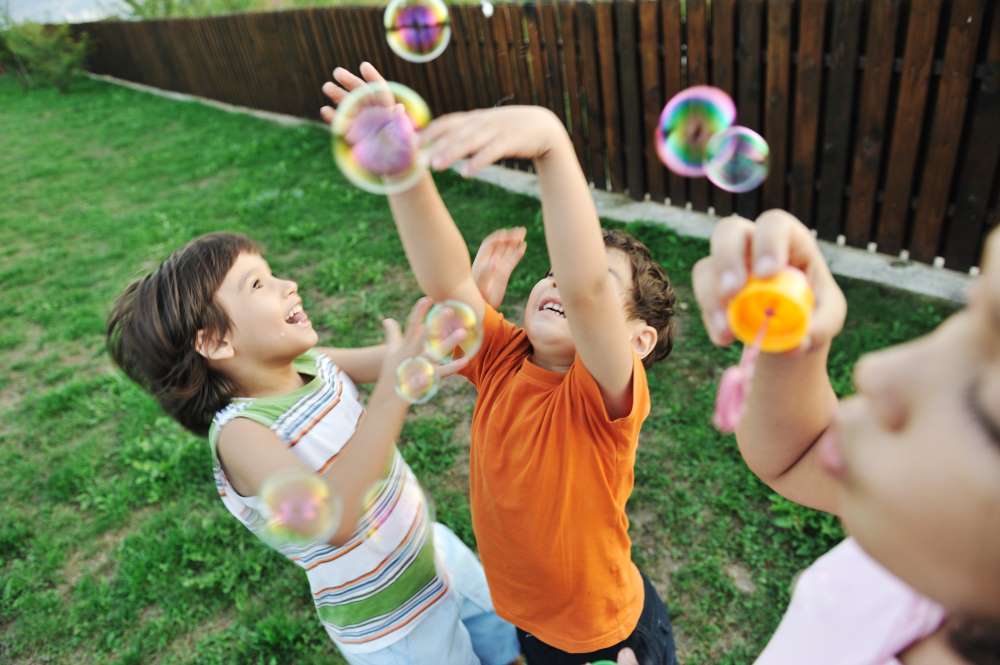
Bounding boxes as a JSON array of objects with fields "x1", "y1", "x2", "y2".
[{"x1": 286, "y1": 304, "x2": 304, "y2": 322}]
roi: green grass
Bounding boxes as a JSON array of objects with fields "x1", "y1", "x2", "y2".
[{"x1": 0, "y1": 74, "x2": 959, "y2": 664}]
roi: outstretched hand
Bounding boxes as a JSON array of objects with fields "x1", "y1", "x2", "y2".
[{"x1": 472, "y1": 227, "x2": 528, "y2": 309}]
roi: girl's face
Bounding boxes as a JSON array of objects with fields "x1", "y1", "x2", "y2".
[{"x1": 826, "y1": 229, "x2": 1000, "y2": 618}]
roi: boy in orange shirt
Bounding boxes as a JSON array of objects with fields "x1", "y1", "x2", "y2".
[{"x1": 321, "y1": 64, "x2": 678, "y2": 665}]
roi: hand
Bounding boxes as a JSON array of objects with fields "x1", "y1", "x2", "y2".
[
  {"x1": 420, "y1": 106, "x2": 565, "y2": 177},
  {"x1": 380, "y1": 297, "x2": 471, "y2": 382},
  {"x1": 472, "y1": 227, "x2": 528, "y2": 309},
  {"x1": 691, "y1": 210, "x2": 847, "y2": 352},
  {"x1": 319, "y1": 61, "x2": 394, "y2": 126}
]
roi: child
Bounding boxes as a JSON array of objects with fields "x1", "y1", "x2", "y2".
[
  {"x1": 690, "y1": 210, "x2": 1000, "y2": 664},
  {"x1": 106, "y1": 232, "x2": 521, "y2": 665},
  {"x1": 321, "y1": 64, "x2": 679, "y2": 665}
]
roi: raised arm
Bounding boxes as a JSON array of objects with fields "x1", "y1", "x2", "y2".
[
  {"x1": 320, "y1": 63, "x2": 485, "y2": 322},
  {"x1": 422, "y1": 106, "x2": 635, "y2": 415},
  {"x1": 691, "y1": 210, "x2": 847, "y2": 513}
]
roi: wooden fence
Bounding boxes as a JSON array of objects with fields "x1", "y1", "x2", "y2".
[{"x1": 74, "y1": 0, "x2": 1000, "y2": 270}]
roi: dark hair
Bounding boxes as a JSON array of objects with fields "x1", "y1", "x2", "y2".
[
  {"x1": 106, "y1": 232, "x2": 261, "y2": 436},
  {"x1": 602, "y1": 228, "x2": 678, "y2": 367},
  {"x1": 949, "y1": 615, "x2": 1000, "y2": 665}
]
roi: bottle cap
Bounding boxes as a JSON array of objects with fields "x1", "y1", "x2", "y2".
[{"x1": 727, "y1": 267, "x2": 814, "y2": 353}]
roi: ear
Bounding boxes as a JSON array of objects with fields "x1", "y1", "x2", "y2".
[
  {"x1": 630, "y1": 324, "x2": 658, "y2": 361},
  {"x1": 195, "y1": 329, "x2": 234, "y2": 361}
]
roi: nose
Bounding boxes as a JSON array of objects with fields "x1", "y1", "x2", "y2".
[
  {"x1": 853, "y1": 345, "x2": 913, "y2": 432},
  {"x1": 284, "y1": 279, "x2": 298, "y2": 296}
]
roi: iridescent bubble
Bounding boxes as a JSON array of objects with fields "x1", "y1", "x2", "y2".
[
  {"x1": 260, "y1": 470, "x2": 342, "y2": 547},
  {"x1": 331, "y1": 81, "x2": 431, "y2": 195},
  {"x1": 384, "y1": 0, "x2": 451, "y2": 64},
  {"x1": 655, "y1": 86, "x2": 736, "y2": 177},
  {"x1": 361, "y1": 473, "x2": 433, "y2": 555},
  {"x1": 395, "y1": 355, "x2": 439, "y2": 404},
  {"x1": 423, "y1": 300, "x2": 482, "y2": 363},
  {"x1": 705, "y1": 126, "x2": 770, "y2": 193}
]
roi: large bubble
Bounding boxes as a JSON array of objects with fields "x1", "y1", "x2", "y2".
[
  {"x1": 704, "y1": 126, "x2": 770, "y2": 193},
  {"x1": 384, "y1": 0, "x2": 451, "y2": 64},
  {"x1": 260, "y1": 470, "x2": 342, "y2": 547},
  {"x1": 395, "y1": 355, "x2": 439, "y2": 404},
  {"x1": 423, "y1": 300, "x2": 482, "y2": 363},
  {"x1": 655, "y1": 86, "x2": 736, "y2": 177},
  {"x1": 331, "y1": 81, "x2": 431, "y2": 195}
]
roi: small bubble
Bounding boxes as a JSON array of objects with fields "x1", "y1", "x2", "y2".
[
  {"x1": 384, "y1": 0, "x2": 451, "y2": 64},
  {"x1": 395, "y1": 355, "x2": 439, "y2": 404},
  {"x1": 260, "y1": 471, "x2": 342, "y2": 547},
  {"x1": 423, "y1": 300, "x2": 482, "y2": 363}
]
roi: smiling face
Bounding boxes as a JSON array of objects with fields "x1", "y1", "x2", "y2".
[
  {"x1": 211, "y1": 252, "x2": 318, "y2": 365},
  {"x1": 523, "y1": 247, "x2": 639, "y2": 365},
  {"x1": 819, "y1": 229, "x2": 1000, "y2": 618}
]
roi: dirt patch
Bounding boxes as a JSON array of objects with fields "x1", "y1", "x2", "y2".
[
  {"x1": 725, "y1": 562, "x2": 757, "y2": 594},
  {"x1": 60, "y1": 507, "x2": 155, "y2": 593}
]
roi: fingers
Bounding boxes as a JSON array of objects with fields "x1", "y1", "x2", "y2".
[
  {"x1": 802, "y1": 270, "x2": 847, "y2": 352},
  {"x1": 692, "y1": 257, "x2": 736, "y2": 346},
  {"x1": 430, "y1": 125, "x2": 500, "y2": 172},
  {"x1": 420, "y1": 112, "x2": 473, "y2": 148},
  {"x1": 751, "y1": 209, "x2": 813, "y2": 276},
  {"x1": 404, "y1": 297, "x2": 433, "y2": 335},
  {"x1": 437, "y1": 352, "x2": 472, "y2": 378},
  {"x1": 319, "y1": 105, "x2": 335, "y2": 124},
  {"x1": 321, "y1": 79, "x2": 349, "y2": 104},
  {"x1": 382, "y1": 317, "x2": 402, "y2": 347},
  {"x1": 709, "y1": 215, "x2": 755, "y2": 298}
]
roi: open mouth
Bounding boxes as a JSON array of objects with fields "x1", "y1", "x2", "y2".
[
  {"x1": 285, "y1": 303, "x2": 310, "y2": 326},
  {"x1": 538, "y1": 299, "x2": 566, "y2": 318}
]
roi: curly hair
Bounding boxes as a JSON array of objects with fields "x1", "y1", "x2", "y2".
[
  {"x1": 107, "y1": 233, "x2": 260, "y2": 436},
  {"x1": 602, "y1": 228, "x2": 678, "y2": 367}
]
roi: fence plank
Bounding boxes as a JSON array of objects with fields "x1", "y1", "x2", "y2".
[
  {"x1": 540, "y1": 2, "x2": 567, "y2": 123},
  {"x1": 814, "y1": 0, "x2": 863, "y2": 241},
  {"x1": 560, "y1": 1, "x2": 589, "y2": 174},
  {"x1": 876, "y1": 0, "x2": 944, "y2": 256},
  {"x1": 843, "y1": 0, "x2": 901, "y2": 246},
  {"x1": 577, "y1": 0, "x2": 606, "y2": 188},
  {"x1": 639, "y1": 0, "x2": 666, "y2": 203},
  {"x1": 525, "y1": 2, "x2": 549, "y2": 108},
  {"x1": 944, "y1": 2, "x2": 1000, "y2": 270},
  {"x1": 710, "y1": 0, "x2": 736, "y2": 215},
  {"x1": 762, "y1": 0, "x2": 791, "y2": 211},
  {"x1": 909, "y1": 0, "x2": 986, "y2": 263},
  {"x1": 685, "y1": 0, "x2": 711, "y2": 210},
  {"x1": 735, "y1": 0, "x2": 763, "y2": 218},
  {"x1": 788, "y1": 0, "x2": 826, "y2": 226},
  {"x1": 596, "y1": 0, "x2": 625, "y2": 191},
  {"x1": 616, "y1": 0, "x2": 645, "y2": 200},
  {"x1": 661, "y1": 0, "x2": 686, "y2": 205}
]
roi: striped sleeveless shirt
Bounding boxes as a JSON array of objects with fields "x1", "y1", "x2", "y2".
[{"x1": 208, "y1": 349, "x2": 449, "y2": 653}]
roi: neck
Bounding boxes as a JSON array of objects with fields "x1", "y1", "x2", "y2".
[
  {"x1": 229, "y1": 359, "x2": 307, "y2": 398},
  {"x1": 528, "y1": 348, "x2": 574, "y2": 374}
]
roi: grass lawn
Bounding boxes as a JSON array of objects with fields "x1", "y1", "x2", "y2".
[{"x1": 0, "y1": 74, "x2": 958, "y2": 664}]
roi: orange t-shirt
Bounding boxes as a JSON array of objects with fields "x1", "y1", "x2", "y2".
[{"x1": 459, "y1": 305, "x2": 649, "y2": 653}]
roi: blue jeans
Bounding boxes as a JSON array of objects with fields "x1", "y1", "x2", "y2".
[{"x1": 343, "y1": 523, "x2": 519, "y2": 665}]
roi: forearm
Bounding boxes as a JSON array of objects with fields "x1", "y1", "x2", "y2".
[
  {"x1": 387, "y1": 173, "x2": 476, "y2": 303},
  {"x1": 318, "y1": 344, "x2": 386, "y2": 384},
  {"x1": 735, "y1": 341, "x2": 839, "y2": 482},
  {"x1": 323, "y1": 370, "x2": 409, "y2": 542},
  {"x1": 534, "y1": 119, "x2": 609, "y2": 303}
]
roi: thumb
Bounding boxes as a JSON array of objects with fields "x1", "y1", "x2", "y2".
[{"x1": 382, "y1": 318, "x2": 402, "y2": 346}]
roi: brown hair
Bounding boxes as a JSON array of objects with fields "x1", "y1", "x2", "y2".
[
  {"x1": 949, "y1": 616, "x2": 1000, "y2": 665},
  {"x1": 106, "y1": 232, "x2": 261, "y2": 436},
  {"x1": 602, "y1": 228, "x2": 678, "y2": 367}
]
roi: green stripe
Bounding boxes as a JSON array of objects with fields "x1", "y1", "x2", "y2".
[{"x1": 316, "y1": 528, "x2": 437, "y2": 627}]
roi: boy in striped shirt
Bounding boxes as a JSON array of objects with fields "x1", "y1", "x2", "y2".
[{"x1": 106, "y1": 232, "x2": 519, "y2": 664}]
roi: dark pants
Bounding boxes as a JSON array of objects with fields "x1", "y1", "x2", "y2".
[{"x1": 516, "y1": 573, "x2": 678, "y2": 665}]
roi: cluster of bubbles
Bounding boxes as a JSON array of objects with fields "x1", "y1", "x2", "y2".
[
  {"x1": 655, "y1": 86, "x2": 770, "y2": 193},
  {"x1": 259, "y1": 470, "x2": 343, "y2": 547},
  {"x1": 331, "y1": 81, "x2": 431, "y2": 195},
  {"x1": 395, "y1": 299, "x2": 483, "y2": 404}
]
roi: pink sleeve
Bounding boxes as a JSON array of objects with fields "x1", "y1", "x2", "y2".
[{"x1": 754, "y1": 538, "x2": 946, "y2": 665}]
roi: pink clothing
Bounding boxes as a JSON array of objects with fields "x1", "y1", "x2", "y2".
[{"x1": 755, "y1": 538, "x2": 946, "y2": 665}]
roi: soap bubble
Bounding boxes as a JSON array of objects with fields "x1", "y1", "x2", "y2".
[
  {"x1": 655, "y1": 86, "x2": 736, "y2": 177},
  {"x1": 395, "y1": 355, "x2": 439, "y2": 404},
  {"x1": 423, "y1": 300, "x2": 482, "y2": 363},
  {"x1": 260, "y1": 470, "x2": 342, "y2": 547},
  {"x1": 384, "y1": 0, "x2": 451, "y2": 64},
  {"x1": 330, "y1": 81, "x2": 431, "y2": 195},
  {"x1": 361, "y1": 472, "x2": 435, "y2": 555},
  {"x1": 705, "y1": 126, "x2": 770, "y2": 193}
]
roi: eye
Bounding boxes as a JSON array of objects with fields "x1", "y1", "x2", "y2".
[{"x1": 545, "y1": 270, "x2": 554, "y2": 279}]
